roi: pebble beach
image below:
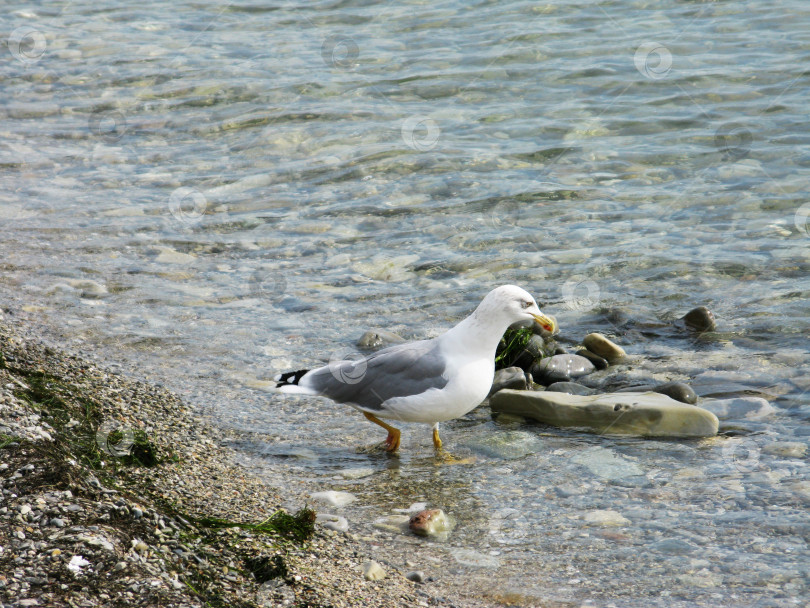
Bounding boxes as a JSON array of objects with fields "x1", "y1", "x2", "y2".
[{"x1": 0, "y1": 308, "x2": 472, "y2": 608}]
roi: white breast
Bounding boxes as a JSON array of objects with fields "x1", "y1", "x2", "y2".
[{"x1": 373, "y1": 343, "x2": 494, "y2": 424}]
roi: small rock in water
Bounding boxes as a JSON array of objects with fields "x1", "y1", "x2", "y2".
[
  {"x1": 583, "y1": 510, "x2": 630, "y2": 527},
  {"x1": 680, "y1": 306, "x2": 716, "y2": 332},
  {"x1": 356, "y1": 329, "x2": 406, "y2": 350},
  {"x1": 362, "y1": 560, "x2": 386, "y2": 581},
  {"x1": 653, "y1": 382, "x2": 698, "y2": 404},
  {"x1": 372, "y1": 514, "x2": 411, "y2": 534},
  {"x1": 310, "y1": 490, "x2": 356, "y2": 507},
  {"x1": 406, "y1": 570, "x2": 426, "y2": 583},
  {"x1": 571, "y1": 446, "x2": 644, "y2": 480},
  {"x1": 700, "y1": 396, "x2": 775, "y2": 421},
  {"x1": 762, "y1": 441, "x2": 807, "y2": 458},
  {"x1": 582, "y1": 333, "x2": 626, "y2": 363},
  {"x1": 545, "y1": 382, "x2": 596, "y2": 396},
  {"x1": 489, "y1": 367, "x2": 530, "y2": 396},
  {"x1": 315, "y1": 513, "x2": 349, "y2": 533},
  {"x1": 651, "y1": 538, "x2": 699, "y2": 555},
  {"x1": 575, "y1": 349, "x2": 609, "y2": 370},
  {"x1": 617, "y1": 382, "x2": 698, "y2": 405},
  {"x1": 408, "y1": 509, "x2": 452, "y2": 538},
  {"x1": 467, "y1": 430, "x2": 543, "y2": 460},
  {"x1": 450, "y1": 548, "x2": 500, "y2": 568},
  {"x1": 531, "y1": 354, "x2": 595, "y2": 384},
  {"x1": 338, "y1": 467, "x2": 375, "y2": 480}
]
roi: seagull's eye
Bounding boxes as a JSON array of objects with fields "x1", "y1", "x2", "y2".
[{"x1": 521, "y1": 300, "x2": 533, "y2": 309}]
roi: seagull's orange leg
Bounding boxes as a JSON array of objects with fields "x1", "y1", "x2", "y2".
[
  {"x1": 432, "y1": 423, "x2": 474, "y2": 465},
  {"x1": 363, "y1": 412, "x2": 401, "y2": 452},
  {"x1": 432, "y1": 425, "x2": 443, "y2": 450}
]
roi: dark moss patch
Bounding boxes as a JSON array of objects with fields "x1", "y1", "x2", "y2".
[
  {"x1": 8, "y1": 366, "x2": 163, "y2": 476},
  {"x1": 120, "y1": 430, "x2": 159, "y2": 467},
  {"x1": 245, "y1": 553, "x2": 289, "y2": 584},
  {"x1": 179, "y1": 570, "x2": 257, "y2": 608}
]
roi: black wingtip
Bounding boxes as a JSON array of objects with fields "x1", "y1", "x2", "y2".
[{"x1": 275, "y1": 369, "x2": 310, "y2": 388}]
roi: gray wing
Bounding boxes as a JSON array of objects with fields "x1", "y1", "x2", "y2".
[{"x1": 302, "y1": 340, "x2": 448, "y2": 411}]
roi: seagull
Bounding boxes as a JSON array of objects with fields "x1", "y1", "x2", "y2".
[{"x1": 275, "y1": 285, "x2": 556, "y2": 453}]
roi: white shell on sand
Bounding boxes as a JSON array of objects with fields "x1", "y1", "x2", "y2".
[{"x1": 490, "y1": 390, "x2": 719, "y2": 438}]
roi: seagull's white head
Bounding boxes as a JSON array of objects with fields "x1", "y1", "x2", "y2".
[{"x1": 475, "y1": 285, "x2": 557, "y2": 334}]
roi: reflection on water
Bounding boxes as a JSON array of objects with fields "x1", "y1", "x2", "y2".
[{"x1": 2, "y1": 0, "x2": 810, "y2": 605}]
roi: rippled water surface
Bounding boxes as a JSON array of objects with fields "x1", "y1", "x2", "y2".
[{"x1": 2, "y1": 1, "x2": 810, "y2": 606}]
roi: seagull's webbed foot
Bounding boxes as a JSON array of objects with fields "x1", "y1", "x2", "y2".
[
  {"x1": 432, "y1": 424, "x2": 474, "y2": 465},
  {"x1": 362, "y1": 412, "x2": 401, "y2": 453},
  {"x1": 434, "y1": 448, "x2": 476, "y2": 465}
]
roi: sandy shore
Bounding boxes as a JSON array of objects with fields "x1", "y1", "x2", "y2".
[{"x1": 0, "y1": 307, "x2": 474, "y2": 608}]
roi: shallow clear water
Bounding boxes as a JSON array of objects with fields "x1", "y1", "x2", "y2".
[{"x1": 2, "y1": 0, "x2": 810, "y2": 605}]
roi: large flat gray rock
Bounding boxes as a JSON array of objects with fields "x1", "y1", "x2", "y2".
[{"x1": 489, "y1": 390, "x2": 719, "y2": 438}]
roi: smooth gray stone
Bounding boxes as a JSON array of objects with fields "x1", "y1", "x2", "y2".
[
  {"x1": 406, "y1": 571, "x2": 426, "y2": 583},
  {"x1": 651, "y1": 538, "x2": 699, "y2": 555},
  {"x1": 545, "y1": 382, "x2": 597, "y2": 396},
  {"x1": 356, "y1": 329, "x2": 406, "y2": 350},
  {"x1": 654, "y1": 382, "x2": 698, "y2": 404},
  {"x1": 616, "y1": 382, "x2": 698, "y2": 405},
  {"x1": 489, "y1": 390, "x2": 719, "y2": 437},
  {"x1": 489, "y1": 367, "x2": 530, "y2": 396},
  {"x1": 531, "y1": 354, "x2": 595, "y2": 385},
  {"x1": 512, "y1": 334, "x2": 549, "y2": 371},
  {"x1": 524, "y1": 334, "x2": 548, "y2": 358},
  {"x1": 575, "y1": 348, "x2": 609, "y2": 370},
  {"x1": 680, "y1": 306, "x2": 716, "y2": 332}
]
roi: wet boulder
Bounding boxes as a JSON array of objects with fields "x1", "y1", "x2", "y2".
[{"x1": 490, "y1": 390, "x2": 719, "y2": 438}]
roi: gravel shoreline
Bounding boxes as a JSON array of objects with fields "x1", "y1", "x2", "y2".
[{"x1": 0, "y1": 309, "x2": 469, "y2": 608}]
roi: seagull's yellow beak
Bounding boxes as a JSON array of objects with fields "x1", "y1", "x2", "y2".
[{"x1": 532, "y1": 312, "x2": 557, "y2": 334}]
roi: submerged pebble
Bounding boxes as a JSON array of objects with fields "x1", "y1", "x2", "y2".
[
  {"x1": 316, "y1": 513, "x2": 349, "y2": 533},
  {"x1": 466, "y1": 430, "x2": 543, "y2": 460},
  {"x1": 356, "y1": 329, "x2": 406, "y2": 350},
  {"x1": 409, "y1": 509, "x2": 453, "y2": 539},
  {"x1": 762, "y1": 442, "x2": 807, "y2": 458},
  {"x1": 700, "y1": 396, "x2": 775, "y2": 420},
  {"x1": 583, "y1": 510, "x2": 630, "y2": 527},
  {"x1": 310, "y1": 490, "x2": 357, "y2": 508}
]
